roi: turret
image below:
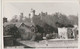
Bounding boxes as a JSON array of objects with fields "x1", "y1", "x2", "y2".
[
  {"x1": 31, "y1": 9, "x2": 35, "y2": 16},
  {"x1": 20, "y1": 13, "x2": 24, "y2": 22}
]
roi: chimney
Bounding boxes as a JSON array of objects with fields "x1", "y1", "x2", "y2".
[{"x1": 3, "y1": 17, "x2": 7, "y2": 23}]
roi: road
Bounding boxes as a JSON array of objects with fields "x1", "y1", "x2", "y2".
[
  {"x1": 18, "y1": 39, "x2": 78, "y2": 49},
  {"x1": 4, "y1": 39, "x2": 78, "y2": 49}
]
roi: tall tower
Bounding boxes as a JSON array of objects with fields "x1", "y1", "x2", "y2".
[
  {"x1": 29, "y1": 13, "x2": 31, "y2": 19},
  {"x1": 20, "y1": 13, "x2": 24, "y2": 22},
  {"x1": 31, "y1": 8, "x2": 35, "y2": 16},
  {"x1": 30, "y1": 9, "x2": 35, "y2": 25},
  {"x1": 28, "y1": 13, "x2": 31, "y2": 22}
]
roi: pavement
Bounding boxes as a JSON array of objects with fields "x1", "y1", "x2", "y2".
[
  {"x1": 4, "y1": 39, "x2": 78, "y2": 49},
  {"x1": 18, "y1": 39, "x2": 78, "y2": 48},
  {"x1": 4, "y1": 47, "x2": 78, "y2": 49}
]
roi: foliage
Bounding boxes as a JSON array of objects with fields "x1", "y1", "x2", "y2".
[
  {"x1": 56, "y1": 22, "x2": 74, "y2": 27},
  {"x1": 4, "y1": 24, "x2": 21, "y2": 38},
  {"x1": 35, "y1": 23, "x2": 58, "y2": 34},
  {"x1": 68, "y1": 15, "x2": 78, "y2": 25},
  {"x1": 35, "y1": 25, "x2": 44, "y2": 33},
  {"x1": 10, "y1": 15, "x2": 18, "y2": 22},
  {"x1": 43, "y1": 23, "x2": 58, "y2": 33}
]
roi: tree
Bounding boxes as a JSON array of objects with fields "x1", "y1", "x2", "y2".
[
  {"x1": 58, "y1": 13, "x2": 69, "y2": 25},
  {"x1": 55, "y1": 13, "x2": 74, "y2": 27},
  {"x1": 4, "y1": 24, "x2": 21, "y2": 38},
  {"x1": 10, "y1": 15, "x2": 18, "y2": 22},
  {"x1": 43, "y1": 23, "x2": 58, "y2": 34},
  {"x1": 68, "y1": 15, "x2": 78, "y2": 25},
  {"x1": 35, "y1": 25, "x2": 44, "y2": 33}
]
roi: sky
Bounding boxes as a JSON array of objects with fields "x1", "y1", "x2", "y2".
[{"x1": 3, "y1": 0, "x2": 80, "y2": 20}]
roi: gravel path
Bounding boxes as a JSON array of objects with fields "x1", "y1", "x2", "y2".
[{"x1": 4, "y1": 39, "x2": 78, "y2": 49}]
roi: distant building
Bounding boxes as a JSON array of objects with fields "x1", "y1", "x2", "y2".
[
  {"x1": 58, "y1": 26, "x2": 78, "y2": 39},
  {"x1": 72, "y1": 25, "x2": 78, "y2": 39},
  {"x1": 58, "y1": 27, "x2": 68, "y2": 39},
  {"x1": 18, "y1": 22, "x2": 36, "y2": 40},
  {"x1": 3, "y1": 21, "x2": 36, "y2": 40},
  {"x1": 67, "y1": 27, "x2": 74, "y2": 39},
  {"x1": 3, "y1": 17, "x2": 7, "y2": 23}
]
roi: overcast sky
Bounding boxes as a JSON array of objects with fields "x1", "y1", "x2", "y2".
[{"x1": 3, "y1": 0, "x2": 80, "y2": 20}]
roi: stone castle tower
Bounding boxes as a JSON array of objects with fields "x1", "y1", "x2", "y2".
[
  {"x1": 31, "y1": 9, "x2": 36, "y2": 23},
  {"x1": 31, "y1": 9, "x2": 35, "y2": 16},
  {"x1": 20, "y1": 13, "x2": 24, "y2": 22}
]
